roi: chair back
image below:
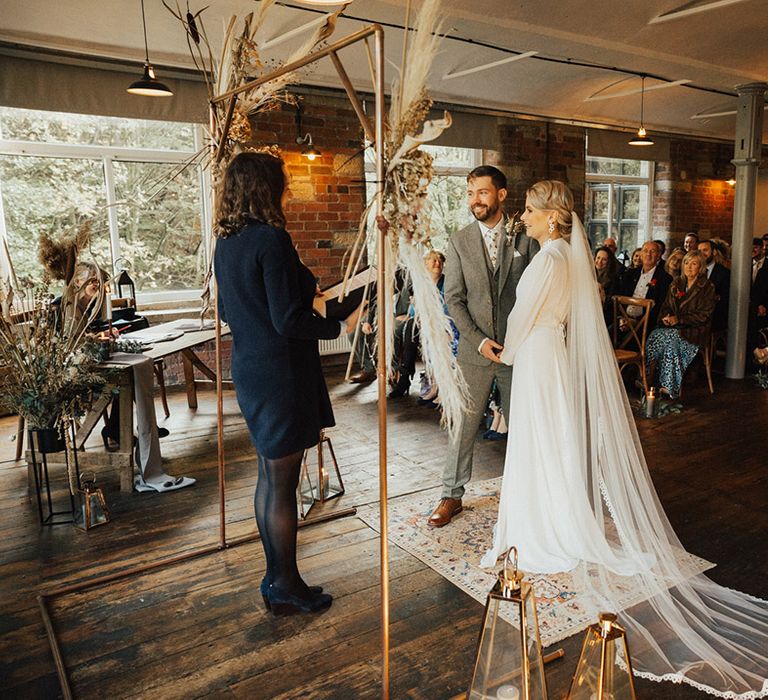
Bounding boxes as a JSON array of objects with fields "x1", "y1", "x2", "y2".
[{"x1": 612, "y1": 295, "x2": 654, "y2": 351}]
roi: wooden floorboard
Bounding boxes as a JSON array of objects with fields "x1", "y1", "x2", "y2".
[{"x1": 0, "y1": 365, "x2": 766, "y2": 698}]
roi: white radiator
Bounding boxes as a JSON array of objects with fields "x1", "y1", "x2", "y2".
[{"x1": 319, "y1": 335, "x2": 352, "y2": 356}]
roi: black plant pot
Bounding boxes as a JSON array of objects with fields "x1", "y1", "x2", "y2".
[{"x1": 33, "y1": 427, "x2": 66, "y2": 454}]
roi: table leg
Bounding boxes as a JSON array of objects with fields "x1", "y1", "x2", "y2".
[
  {"x1": 118, "y1": 377, "x2": 134, "y2": 492},
  {"x1": 182, "y1": 352, "x2": 198, "y2": 409}
]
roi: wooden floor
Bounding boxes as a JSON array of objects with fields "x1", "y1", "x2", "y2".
[{"x1": 1, "y1": 363, "x2": 766, "y2": 699}]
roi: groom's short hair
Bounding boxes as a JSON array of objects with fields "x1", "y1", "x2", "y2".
[{"x1": 467, "y1": 165, "x2": 507, "y2": 191}]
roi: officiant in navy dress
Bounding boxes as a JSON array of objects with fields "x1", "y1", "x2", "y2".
[{"x1": 214, "y1": 151, "x2": 360, "y2": 616}]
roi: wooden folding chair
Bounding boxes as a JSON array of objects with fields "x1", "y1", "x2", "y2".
[{"x1": 612, "y1": 295, "x2": 655, "y2": 394}]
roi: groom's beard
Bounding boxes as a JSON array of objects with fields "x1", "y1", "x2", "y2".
[{"x1": 471, "y1": 201, "x2": 499, "y2": 222}]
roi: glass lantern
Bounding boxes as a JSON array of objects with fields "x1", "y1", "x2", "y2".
[
  {"x1": 567, "y1": 612, "x2": 638, "y2": 700},
  {"x1": 468, "y1": 547, "x2": 549, "y2": 700},
  {"x1": 75, "y1": 471, "x2": 111, "y2": 531}
]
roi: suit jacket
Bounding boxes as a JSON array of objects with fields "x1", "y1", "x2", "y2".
[
  {"x1": 618, "y1": 263, "x2": 673, "y2": 328},
  {"x1": 707, "y1": 262, "x2": 730, "y2": 331},
  {"x1": 445, "y1": 217, "x2": 539, "y2": 367},
  {"x1": 658, "y1": 276, "x2": 716, "y2": 348},
  {"x1": 752, "y1": 261, "x2": 768, "y2": 308}
]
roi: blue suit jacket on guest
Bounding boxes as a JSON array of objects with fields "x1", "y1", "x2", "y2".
[{"x1": 215, "y1": 220, "x2": 340, "y2": 459}]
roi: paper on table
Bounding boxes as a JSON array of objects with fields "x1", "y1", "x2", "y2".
[
  {"x1": 125, "y1": 331, "x2": 184, "y2": 344},
  {"x1": 172, "y1": 319, "x2": 216, "y2": 332}
]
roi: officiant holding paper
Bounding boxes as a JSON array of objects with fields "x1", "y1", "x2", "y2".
[{"x1": 214, "y1": 152, "x2": 362, "y2": 615}]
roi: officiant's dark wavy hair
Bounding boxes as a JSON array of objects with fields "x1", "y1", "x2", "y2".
[{"x1": 215, "y1": 152, "x2": 287, "y2": 238}]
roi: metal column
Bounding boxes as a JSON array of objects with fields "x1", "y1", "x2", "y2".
[{"x1": 726, "y1": 82, "x2": 768, "y2": 378}]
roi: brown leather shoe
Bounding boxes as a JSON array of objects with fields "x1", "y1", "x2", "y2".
[
  {"x1": 349, "y1": 370, "x2": 376, "y2": 384},
  {"x1": 427, "y1": 497, "x2": 463, "y2": 528}
]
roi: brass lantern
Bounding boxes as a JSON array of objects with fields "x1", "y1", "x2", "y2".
[
  {"x1": 468, "y1": 547, "x2": 549, "y2": 700},
  {"x1": 75, "y1": 471, "x2": 111, "y2": 531},
  {"x1": 567, "y1": 612, "x2": 638, "y2": 700}
]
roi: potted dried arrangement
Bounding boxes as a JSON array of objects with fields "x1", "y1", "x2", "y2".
[{"x1": 0, "y1": 283, "x2": 107, "y2": 516}]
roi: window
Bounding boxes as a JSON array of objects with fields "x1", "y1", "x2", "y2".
[
  {"x1": 364, "y1": 144, "x2": 480, "y2": 255},
  {"x1": 584, "y1": 156, "x2": 653, "y2": 258},
  {"x1": 0, "y1": 107, "x2": 209, "y2": 300}
]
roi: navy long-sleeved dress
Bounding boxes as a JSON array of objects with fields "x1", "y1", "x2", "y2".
[{"x1": 214, "y1": 221, "x2": 341, "y2": 459}]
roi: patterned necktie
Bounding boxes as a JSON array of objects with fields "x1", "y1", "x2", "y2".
[{"x1": 483, "y1": 226, "x2": 499, "y2": 268}]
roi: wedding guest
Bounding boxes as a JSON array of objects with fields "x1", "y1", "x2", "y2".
[
  {"x1": 62, "y1": 264, "x2": 187, "y2": 491},
  {"x1": 594, "y1": 245, "x2": 620, "y2": 306},
  {"x1": 654, "y1": 239, "x2": 667, "y2": 260},
  {"x1": 752, "y1": 237, "x2": 765, "y2": 283},
  {"x1": 603, "y1": 237, "x2": 618, "y2": 256},
  {"x1": 429, "y1": 165, "x2": 538, "y2": 528},
  {"x1": 684, "y1": 231, "x2": 699, "y2": 253},
  {"x1": 711, "y1": 237, "x2": 731, "y2": 268},
  {"x1": 646, "y1": 250, "x2": 715, "y2": 398},
  {"x1": 748, "y1": 240, "x2": 768, "y2": 362},
  {"x1": 59, "y1": 261, "x2": 110, "y2": 328},
  {"x1": 664, "y1": 247, "x2": 685, "y2": 280},
  {"x1": 617, "y1": 240, "x2": 672, "y2": 328},
  {"x1": 630, "y1": 247, "x2": 643, "y2": 269},
  {"x1": 390, "y1": 250, "x2": 454, "y2": 397},
  {"x1": 697, "y1": 239, "x2": 730, "y2": 331},
  {"x1": 214, "y1": 151, "x2": 361, "y2": 615}
]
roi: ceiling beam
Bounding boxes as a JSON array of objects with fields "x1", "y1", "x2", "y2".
[
  {"x1": 649, "y1": 0, "x2": 751, "y2": 24},
  {"x1": 442, "y1": 50, "x2": 537, "y2": 81},
  {"x1": 585, "y1": 78, "x2": 692, "y2": 102},
  {"x1": 261, "y1": 13, "x2": 332, "y2": 51}
]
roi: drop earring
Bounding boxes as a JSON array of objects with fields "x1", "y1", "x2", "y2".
[{"x1": 548, "y1": 220, "x2": 555, "y2": 235}]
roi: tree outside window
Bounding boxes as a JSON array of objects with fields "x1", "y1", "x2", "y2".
[{"x1": 0, "y1": 107, "x2": 207, "y2": 296}]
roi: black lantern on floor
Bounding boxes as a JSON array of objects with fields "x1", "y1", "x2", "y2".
[{"x1": 467, "y1": 547, "x2": 549, "y2": 700}]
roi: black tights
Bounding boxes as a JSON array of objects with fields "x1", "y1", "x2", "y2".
[{"x1": 255, "y1": 450, "x2": 309, "y2": 595}]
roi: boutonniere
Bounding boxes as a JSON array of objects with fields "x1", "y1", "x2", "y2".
[
  {"x1": 676, "y1": 289, "x2": 686, "y2": 299},
  {"x1": 504, "y1": 211, "x2": 525, "y2": 246},
  {"x1": 648, "y1": 278, "x2": 657, "y2": 288}
]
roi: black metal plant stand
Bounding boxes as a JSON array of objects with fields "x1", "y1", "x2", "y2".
[{"x1": 28, "y1": 421, "x2": 81, "y2": 526}]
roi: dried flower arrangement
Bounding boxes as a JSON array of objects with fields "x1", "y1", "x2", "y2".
[
  {"x1": 164, "y1": 0, "x2": 346, "y2": 315},
  {"x1": 0, "y1": 289, "x2": 106, "y2": 434},
  {"x1": 348, "y1": 0, "x2": 470, "y2": 436}
]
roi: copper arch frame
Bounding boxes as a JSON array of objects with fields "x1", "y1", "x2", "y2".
[{"x1": 38, "y1": 24, "x2": 393, "y2": 699}]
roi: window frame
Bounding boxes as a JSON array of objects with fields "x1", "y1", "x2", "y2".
[
  {"x1": 0, "y1": 123, "x2": 211, "y2": 304},
  {"x1": 585, "y1": 155, "x2": 655, "y2": 254}
]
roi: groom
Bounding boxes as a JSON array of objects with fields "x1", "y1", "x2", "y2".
[{"x1": 428, "y1": 165, "x2": 538, "y2": 527}]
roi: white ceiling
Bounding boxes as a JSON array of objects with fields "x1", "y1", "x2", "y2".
[{"x1": 1, "y1": 0, "x2": 767, "y2": 142}]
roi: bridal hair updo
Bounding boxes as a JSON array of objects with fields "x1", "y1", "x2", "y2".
[
  {"x1": 526, "y1": 180, "x2": 574, "y2": 234},
  {"x1": 215, "y1": 151, "x2": 287, "y2": 239}
]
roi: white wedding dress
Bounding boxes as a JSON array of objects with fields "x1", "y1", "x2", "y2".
[
  {"x1": 480, "y1": 238, "x2": 649, "y2": 576},
  {"x1": 481, "y1": 218, "x2": 768, "y2": 698}
]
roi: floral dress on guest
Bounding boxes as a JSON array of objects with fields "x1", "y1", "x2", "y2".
[{"x1": 645, "y1": 275, "x2": 716, "y2": 398}]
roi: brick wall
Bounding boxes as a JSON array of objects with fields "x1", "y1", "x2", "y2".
[
  {"x1": 248, "y1": 94, "x2": 366, "y2": 288},
  {"x1": 485, "y1": 119, "x2": 587, "y2": 217},
  {"x1": 653, "y1": 140, "x2": 735, "y2": 247}
]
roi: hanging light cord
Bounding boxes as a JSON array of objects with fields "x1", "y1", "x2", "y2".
[
  {"x1": 140, "y1": 0, "x2": 150, "y2": 64},
  {"x1": 639, "y1": 76, "x2": 645, "y2": 129}
]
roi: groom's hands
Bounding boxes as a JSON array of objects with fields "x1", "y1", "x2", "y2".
[{"x1": 479, "y1": 338, "x2": 504, "y2": 363}]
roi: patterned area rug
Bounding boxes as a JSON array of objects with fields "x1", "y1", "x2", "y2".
[{"x1": 358, "y1": 477, "x2": 714, "y2": 647}]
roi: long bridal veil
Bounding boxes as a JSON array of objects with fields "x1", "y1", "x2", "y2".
[{"x1": 567, "y1": 213, "x2": 768, "y2": 698}]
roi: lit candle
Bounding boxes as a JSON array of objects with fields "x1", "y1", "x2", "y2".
[
  {"x1": 645, "y1": 388, "x2": 656, "y2": 418},
  {"x1": 104, "y1": 282, "x2": 113, "y2": 321},
  {"x1": 496, "y1": 685, "x2": 519, "y2": 700}
]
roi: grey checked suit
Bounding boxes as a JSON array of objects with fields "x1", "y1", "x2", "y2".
[{"x1": 442, "y1": 217, "x2": 539, "y2": 499}]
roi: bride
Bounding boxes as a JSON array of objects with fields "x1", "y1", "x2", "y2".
[{"x1": 480, "y1": 180, "x2": 768, "y2": 698}]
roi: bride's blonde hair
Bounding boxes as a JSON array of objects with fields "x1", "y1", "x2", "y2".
[{"x1": 526, "y1": 180, "x2": 574, "y2": 234}]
